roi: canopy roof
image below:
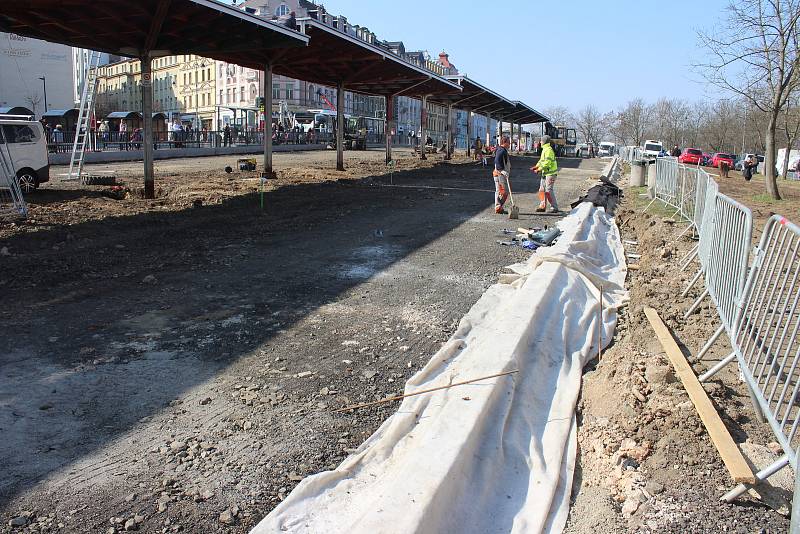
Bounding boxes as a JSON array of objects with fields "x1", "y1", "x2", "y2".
[
  {"x1": 266, "y1": 18, "x2": 462, "y2": 97},
  {"x1": 0, "y1": 106, "x2": 35, "y2": 117},
  {"x1": 0, "y1": 0, "x2": 308, "y2": 67},
  {"x1": 42, "y1": 109, "x2": 78, "y2": 118},
  {"x1": 430, "y1": 76, "x2": 548, "y2": 123}
]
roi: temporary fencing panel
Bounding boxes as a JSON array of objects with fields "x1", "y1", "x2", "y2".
[
  {"x1": 721, "y1": 215, "x2": 800, "y2": 516},
  {"x1": 699, "y1": 180, "x2": 719, "y2": 265},
  {"x1": 703, "y1": 193, "x2": 753, "y2": 333},
  {"x1": 677, "y1": 164, "x2": 698, "y2": 223},
  {"x1": 653, "y1": 157, "x2": 680, "y2": 210},
  {"x1": 693, "y1": 168, "x2": 711, "y2": 233}
]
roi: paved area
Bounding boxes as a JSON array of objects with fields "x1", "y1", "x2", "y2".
[{"x1": 0, "y1": 152, "x2": 606, "y2": 532}]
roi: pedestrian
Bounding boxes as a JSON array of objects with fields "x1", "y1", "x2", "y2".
[
  {"x1": 131, "y1": 127, "x2": 142, "y2": 150},
  {"x1": 52, "y1": 124, "x2": 64, "y2": 153},
  {"x1": 99, "y1": 120, "x2": 109, "y2": 148},
  {"x1": 531, "y1": 134, "x2": 559, "y2": 213},
  {"x1": 223, "y1": 124, "x2": 231, "y2": 147},
  {"x1": 742, "y1": 155, "x2": 757, "y2": 182},
  {"x1": 670, "y1": 145, "x2": 681, "y2": 157},
  {"x1": 119, "y1": 120, "x2": 128, "y2": 150},
  {"x1": 493, "y1": 135, "x2": 512, "y2": 214},
  {"x1": 794, "y1": 158, "x2": 800, "y2": 180}
]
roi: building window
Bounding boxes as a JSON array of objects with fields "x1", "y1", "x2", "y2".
[
  {"x1": 286, "y1": 86, "x2": 293, "y2": 100},
  {"x1": 276, "y1": 4, "x2": 289, "y2": 17},
  {"x1": 226, "y1": 89, "x2": 231, "y2": 103},
  {"x1": 233, "y1": 88, "x2": 237, "y2": 102},
  {"x1": 188, "y1": 95, "x2": 193, "y2": 108},
  {"x1": 220, "y1": 90, "x2": 223, "y2": 103},
  {"x1": 272, "y1": 84, "x2": 280, "y2": 100},
  {"x1": 201, "y1": 70, "x2": 205, "y2": 82},
  {"x1": 240, "y1": 86, "x2": 245, "y2": 102}
]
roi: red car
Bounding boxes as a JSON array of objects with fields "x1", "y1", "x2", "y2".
[
  {"x1": 711, "y1": 152, "x2": 735, "y2": 168},
  {"x1": 678, "y1": 148, "x2": 703, "y2": 165}
]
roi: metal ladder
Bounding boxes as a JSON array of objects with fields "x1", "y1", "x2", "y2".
[
  {"x1": 67, "y1": 50, "x2": 102, "y2": 183},
  {"x1": 0, "y1": 134, "x2": 28, "y2": 219}
]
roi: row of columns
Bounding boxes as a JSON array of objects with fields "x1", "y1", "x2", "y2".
[{"x1": 139, "y1": 58, "x2": 535, "y2": 200}]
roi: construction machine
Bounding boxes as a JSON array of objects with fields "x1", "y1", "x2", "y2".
[{"x1": 543, "y1": 122, "x2": 577, "y2": 157}]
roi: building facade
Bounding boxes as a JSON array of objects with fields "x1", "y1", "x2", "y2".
[
  {"x1": 95, "y1": 54, "x2": 217, "y2": 129},
  {"x1": 0, "y1": 32, "x2": 74, "y2": 117},
  {"x1": 72, "y1": 48, "x2": 119, "y2": 106}
]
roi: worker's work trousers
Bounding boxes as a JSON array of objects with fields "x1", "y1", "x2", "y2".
[
  {"x1": 494, "y1": 173, "x2": 509, "y2": 211},
  {"x1": 539, "y1": 174, "x2": 558, "y2": 211}
]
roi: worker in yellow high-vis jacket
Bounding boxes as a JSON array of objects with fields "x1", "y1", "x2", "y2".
[{"x1": 531, "y1": 134, "x2": 559, "y2": 213}]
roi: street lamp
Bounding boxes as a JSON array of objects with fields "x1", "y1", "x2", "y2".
[{"x1": 38, "y1": 76, "x2": 47, "y2": 113}]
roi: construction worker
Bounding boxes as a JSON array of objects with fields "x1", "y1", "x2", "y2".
[
  {"x1": 493, "y1": 135, "x2": 511, "y2": 214},
  {"x1": 531, "y1": 134, "x2": 559, "y2": 213}
]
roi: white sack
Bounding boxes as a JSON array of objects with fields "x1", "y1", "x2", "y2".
[{"x1": 253, "y1": 202, "x2": 629, "y2": 534}]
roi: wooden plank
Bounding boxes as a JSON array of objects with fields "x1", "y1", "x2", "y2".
[{"x1": 643, "y1": 307, "x2": 755, "y2": 484}]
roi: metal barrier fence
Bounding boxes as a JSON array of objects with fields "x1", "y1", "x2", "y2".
[
  {"x1": 642, "y1": 149, "x2": 800, "y2": 530},
  {"x1": 618, "y1": 146, "x2": 642, "y2": 162},
  {"x1": 646, "y1": 157, "x2": 681, "y2": 212},
  {"x1": 707, "y1": 216, "x2": 800, "y2": 522}
]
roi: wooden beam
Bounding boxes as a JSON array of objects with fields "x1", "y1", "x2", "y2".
[
  {"x1": 643, "y1": 307, "x2": 755, "y2": 484},
  {"x1": 144, "y1": 0, "x2": 172, "y2": 52}
]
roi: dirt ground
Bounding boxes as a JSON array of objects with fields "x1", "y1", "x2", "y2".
[
  {"x1": 564, "y1": 169, "x2": 795, "y2": 533},
  {"x1": 0, "y1": 148, "x2": 606, "y2": 532}
]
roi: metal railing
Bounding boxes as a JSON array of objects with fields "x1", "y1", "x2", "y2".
[
  {"x1": 710, "y1": 216, "x2": 800, "y2": 526},
  {"x1": 644, "y1": 157, "x2": 800, "y2": 530},
  {"x1": 45, "y1": 129, "x2": 404, "y2": 153}
]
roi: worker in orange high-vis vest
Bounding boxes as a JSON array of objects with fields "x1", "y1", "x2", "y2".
[{"x1": 531, "y1": 134, "x2": 559, "y2": 213}]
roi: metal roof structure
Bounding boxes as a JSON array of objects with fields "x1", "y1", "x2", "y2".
[
  {"x1": 276, "y1": 18, "x2": 462, "y2": 98},
  {"x1": 0, "y1": 0, "x2": 309, "y2": 67},
  {"x1": 433, "y1": 76, "x2": 548, "y2": 124}
]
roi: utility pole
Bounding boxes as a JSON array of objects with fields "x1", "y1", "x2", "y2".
[{"x1": 38, "y1": 76, "x2": 47, "y2": 113}]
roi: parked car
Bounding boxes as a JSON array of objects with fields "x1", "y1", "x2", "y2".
[
  {"x1": 0, "y1": 114, "x2": 49, "y2": 193},
  {"x1": 711, "y1": 152, "x2": 735, "y2": 168},
  {"x1": 678, "y1": 148, "x2": 703, "y2": 165}
]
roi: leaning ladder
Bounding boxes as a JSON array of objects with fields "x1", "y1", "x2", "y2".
[
  {"x1": 67, "y1": 50, "x2": 102, "y2": 183},
  {"x1": 0, "y1": 136, "x2": 28, "y2": 219}
]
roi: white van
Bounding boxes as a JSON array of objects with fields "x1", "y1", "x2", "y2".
[
  {"x1": 0, "y1": 115, "x2": 50, "y2": 193},
  {"x1": 598, "y1": 142, "x2": 616, "y2": 157},
  {"x1": 642, "y1": 140, "x2": 663, "y2": 158}
]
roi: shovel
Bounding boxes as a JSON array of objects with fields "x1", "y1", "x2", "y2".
[{"x1": 506, "y1": 175, "x2": 519, "y2": 220}]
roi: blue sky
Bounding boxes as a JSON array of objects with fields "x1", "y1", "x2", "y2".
[{"x1": 230, "y1": 0, "x2": 730, "y2": 112}]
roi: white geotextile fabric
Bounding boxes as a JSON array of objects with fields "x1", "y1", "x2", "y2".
[{"x1": 253, "y1": 202, "x2": 628, "y2": 534}]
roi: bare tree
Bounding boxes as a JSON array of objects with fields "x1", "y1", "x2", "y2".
[
  {"x1": 572, "y1": 104, "x2": 604, "y2": 146},
  {"x1": 25, "y1": 93, "x2": 42, "y2": 117},
  {"x1": 698, "y1": 0, "x2": 800, "y2": 199},
  {"x1": 616, "y1": 98, "x2": 651, "y2": 146},
  {"x1": 543, "y1": 105, "x2": 572, "y2": 127}
]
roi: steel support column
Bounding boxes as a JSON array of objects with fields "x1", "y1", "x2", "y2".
[
  {"x1": 336, "y1": 83, "x2": 345, "y2": 171},
  {"x1": 420, "y1": 94, "x2": 428, "y2": 160},
  {"x1": 466, "y1": 111, "x2": 471, "y2": 157},
  {"x1": 385, "y1": 94, "x2": 393, "y2": 164},
  {"x1": 264, "y1": 64, "x2": 273, "y2": 176},
  {"x1": 141, "y1": 55, "x2": 154, "y2": 199},
  {"x1": 445, "y1": 104, "x2": 453, "y2": 160},
  {"x1": 518, "y1": 122, "x2": 523, "y2": 151}
]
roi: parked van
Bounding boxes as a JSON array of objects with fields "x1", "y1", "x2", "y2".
[
  {"x1": 598, "y1": 142, "x2": 616, "y2": 157},
  {"x1": 0, "y1": 114, "x2": 49, "y2": 193},
  {"x1": 641, "y1": 140, "x2": 663, "y2": 159}
]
